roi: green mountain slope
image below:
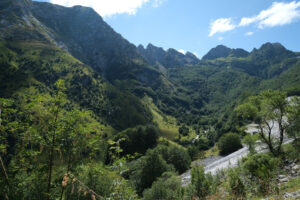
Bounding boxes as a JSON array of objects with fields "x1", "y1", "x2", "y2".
[{"x1": 1, "y1": 0, "x2": 300, "y2": 139}]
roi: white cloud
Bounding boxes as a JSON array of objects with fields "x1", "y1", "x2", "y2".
[
  {"x1": 49, "y1": 0, "x2": 165, "y2": 17},
  {"x1": 209, "y1": 18, "x2": 236, "y2": 37},
  {"x1": 245, "y1": 31, "x2": 254, "y2": 36},
  {"x1": 239, "y1": 1, "x2": 300, "y2": 28},
  {"x1": 218, "y1": 36, "x2": 224, "y2": 41},
  {"x1": 177, "y1": 49, "x2": 186, "y2": 54}
]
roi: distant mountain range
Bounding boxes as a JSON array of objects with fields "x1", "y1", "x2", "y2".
[{"x1": 1, "y1": 0, "x2": 300, "y2": 134}]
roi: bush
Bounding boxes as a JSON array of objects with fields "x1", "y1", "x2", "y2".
[
  {"x1": 187, "y1": 145, "x2": 199, "y2": 160},
  {"x1": 143, "y1": 172, "x2": 183, "y2": 200},
  {"x1": 116, "y1": 125, "x2": 159, "y2": 155},
  {"x1": 218, "y1": 132, "x2": 242, "y2": 155},
  {"x1": 228, "y1": 169, "x2": 245, "y2": 199},
  {"x1": 191, "y1": 165, "x2": 210, "y2": 199},
  {"x1": 130, "y1": 149, "x2": 172, "y2": 195},
  {"x1": 156, "y1": 144, "x2": 191, "y2": 174},
  {"x1": 242, "y1": 153, "x2": 280, "y2": 194},
  {"x1": 179, "y1": 125, "x2": 189, "y2": 136}
]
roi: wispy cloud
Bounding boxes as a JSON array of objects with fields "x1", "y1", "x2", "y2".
[
  {"x1": 49, "y1": 0, "x2": 166, "y2": 17},
  {"x1": 218, "y1": 36, "x2": 224, "y2": 41},
  {"x1": 209, "y1": 18, "x2": 236, "y2": 37},
  {"x1": 245, "y1": 31, "x2": 254, "y2": 36},
  {"x1": 209, "y1": 1, "x2": 300, "y2": 37},
  {"x1": 239, "y1": 1, "x2": 300, "y2": 28}
]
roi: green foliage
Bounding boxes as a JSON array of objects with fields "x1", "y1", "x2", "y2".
[
  {"x1": 236, "y1": 90, "x2": 296, "y2": 156},
  {"x1": 227, "y1": 169, "x2": 246, "y2": 199},
  {"x1": 179, "y1": 125, "x2": 189, "y2": 136},
  {"x1": 156, "y1": 143, "x2": 191, "y2": 174},
  {"x1": 187, "y1": 145, "x2": 200, "y2": 160},
  {"x1": 218, "y1": 132, "x2": 242, "y2": 155},
  {"x1": 287, "y1": 97, "x2": 300, "y2": 140},
  {"x1": 191, "y1": 165, "x2": 211, "y2": 199},
  {"x1": 242, "y1": 153, "x2": 280, "y2": 194},
  {"x1": 142, "y1": 172, "x2": 183, "y2": 200},
  {"x1": 130, "y1": 149, "x2": 172, "y2": 195},
  {"x1": 0, "y1": 41, "x2": 152, "y2": 131},
  {"x1": 64, "y1": 163, "x2": 138, "y2": 200},
  {"x1": 115, "y1": 125, "x2": 159, "y2": 155},
  {"x1": 242, "y1": 134, "x2": 259, "y2": 154}
]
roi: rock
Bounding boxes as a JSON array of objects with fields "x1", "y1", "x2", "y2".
[
  {"x1": 278, "y1": 175, "x2": 286, "y2": 179},
  {"x1": 292, "y1": 165, "x2": 300, "y2": 170},
  {"x1": 279, "y1": 178, "x2": 289, "y2": 183},
  {"x1": 283, "y1": 189, "x2": 300, "y2": 199},
  {"x1": 291, "y1": 163, "x2": 296, "y2": 168}
]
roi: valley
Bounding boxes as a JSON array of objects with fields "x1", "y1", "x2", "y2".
[{"x1": 0, "y1": 0, "x2": 300, "y2": 199}]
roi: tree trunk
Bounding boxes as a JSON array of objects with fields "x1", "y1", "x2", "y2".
[
  {"x1": 0, "y1": 107, "x2": 10, "y2": 199},
  {"x1": 259, "y1": 126, "x2": 276, "y2": 156},
  {"x1": 276, "y1": 116, "x2": 284, "y2": 155},
  {"x1": 46, "y1": 132, "x2": 55, "y2": 200},
  {"x1": 60, "y1": 151, "x2": 72, "y2": 200}
]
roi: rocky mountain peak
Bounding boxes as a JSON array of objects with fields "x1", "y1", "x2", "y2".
[{"x1": 202, "y1": 45, "x2": 249, "y2": 60}]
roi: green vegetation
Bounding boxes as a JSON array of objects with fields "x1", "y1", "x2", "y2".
[
  {"x1": 218, "y1": 132, "x2": 242, "y2": 155},
  {"x1": 0, "y1": 1, "x2": 300, "y2": 199},
  {"x1": 236, "y1": 90, "x2": 299, "y2": 156},
  {"x1": 191, "y1": 165, "x2": 211, "y2": 199},
  {"x1": 142, "y1": 172, "x2": 183, "y2": 200}
]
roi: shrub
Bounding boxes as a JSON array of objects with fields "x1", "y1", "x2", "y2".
[
  {"x1": 143, "y1": 172, "x2": 183, "y2": 200},
  {"x1": 191, "y1": 165, "x2": 210, "y2": 199},
  {"x1": 228, "y1": 169, "x2": 245, "y2": 199},
  {"x1": 242, "y1": 153, "x2": 280, "y2": 194},
  {"x1": 187, "y1": 145, "x2": 199, "y2": 160},
  {"x1": 116, "y1": 125, "x2": 159, "y2": 155},
  {"x1": 156, "y1": 144, "x2": 191, "y2": 174},
  {"x1": 130, "y1": 149, "x2": 172, "y2": 195},
  {"x1": 179, "y1": 125, "x2": 189, "y2": 136},
  {"x1": 218, "y1": 132, "x2": 242, "y2": 155}
]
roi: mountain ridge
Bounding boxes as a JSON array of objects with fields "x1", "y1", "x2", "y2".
[{"x1": 1, "y1": 0, "x2": 300, "y2": 134}]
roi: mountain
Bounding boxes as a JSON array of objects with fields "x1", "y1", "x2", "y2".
[
  {"x1": 202, "y1": 45, "x2": 249, "y2": 60},
  {"x1": 137, "y1": 43, "x2": 200, "y2": 71},
  {"x1": 0, "y1": 0, "x2": 163, "y2": 130},
  {"x1": 1, "y1": 0, "x2": 300, "y2": 136}
]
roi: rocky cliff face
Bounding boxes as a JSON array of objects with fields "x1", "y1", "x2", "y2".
[
  {"x1": 137, "y1": 43, "x2": 200, "y2": 71},
  {"x1": 202, "y1": 45, "x2": 249, "y2": 60},
  {"x1": 0, "y1": 0, "x2": 173, "y2": 91}
]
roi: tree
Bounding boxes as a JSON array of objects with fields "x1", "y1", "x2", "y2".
[
  {"x1": 156, "y1": 144, "x2": 191, "y2": 174},
  {"x1": 130, "y1": 149, "x2": 171, "y2": 195},
  {"x1": 236, "y1": 90, "x2": 294, "y2": 156},
  {"x1": 228, "y1": 169, "x2": 245, "y2": 199},
  {"x1": 242, "y1": 153, "x2": 279, "y2": 194},
  {"x1": 143, "y1": 172, "x2": 183, "y2": 200},
  {"x1": 0, "y1": 98, "x2": 14, "y2": 200},
  {"x1": 46, "y1": 79, "x2": 67, "y2": 200},
  {"x1": 242, "y1": 134, "x2": 259, "y2": 155},
  {"x1": 116, "y1": 125, "x2": 159, "y2": 155},
  {"x1": 179, "y1": 125, "x2": 189, "y2": 136},
  {"x1": 287, "y1": 96, "x2": 300, "y2": 141},
  {"x1": 25, "y1": 80, "x2": 67, "y2": 199},
  {"x1": 218, "y1": 133, "x2": 242, "y2": 155}
]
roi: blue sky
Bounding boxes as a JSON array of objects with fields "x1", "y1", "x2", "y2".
[{"x1": 35, "y1": 0, "x2": 300, "y2": 58}]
